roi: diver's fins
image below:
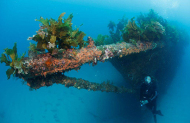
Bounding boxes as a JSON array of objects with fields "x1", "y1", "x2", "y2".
[
  {"x1": 153, "y1": 114, "x2": 157, "y2": 123},
  {"x1": 156, "y1": 110, "x2": 164, "y2": 116}
]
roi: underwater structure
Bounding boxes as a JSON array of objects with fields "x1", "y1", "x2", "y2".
[{"x1": 0, "y1": 10, "x2": 189, "y2": 94}]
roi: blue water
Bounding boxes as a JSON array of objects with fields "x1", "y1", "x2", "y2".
[{"x1": 0, "y1": 0, "x2": 190, "y2": 123}]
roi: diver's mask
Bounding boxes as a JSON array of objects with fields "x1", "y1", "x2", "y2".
[{"x1": 145, "y1": 76, "x2": 151, "y2": 84}]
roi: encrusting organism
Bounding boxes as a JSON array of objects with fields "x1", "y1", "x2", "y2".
[{"x1": 0, "y1": 10, "x2": 188, "y2": 94}]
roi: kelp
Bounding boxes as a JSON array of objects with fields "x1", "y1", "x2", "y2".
[
  {"x1": 137, "y1": 9, "x2": 167, "y2": 27},
  {"x1": 94, "y1": 34, "x2": 109, "y2": 46},
  {"x1": 107, "y1": 21, "x2": 116, "y2": 31},
  {"x1": 164, "y1": 24, "x2": 179, "y2": 43},
  {"x1": 0, "y1": 43, "x2": 25, "y2": 79},
  {"x1": 123, "y1": 17, "x2": 142, "y2": 44},
  {"x1": 28, "y1": 12, "x2": 86, "y2": 52},
  {"x1": 28, "y1": 43, "x2": 37, "y2": 52},
  {"x1": 108, "y1": 16, "x2": 128, "y2": 43},
  {"x1": 95, "y1": 16, "x2": 128, "y2": 46},
  {"x1": 123, "y1": 9, "x2": 167, "y2": 44}
]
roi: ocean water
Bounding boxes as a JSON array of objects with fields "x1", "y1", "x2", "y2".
[{"x1": 0, "y1": 0, "x2": 190, "y2": 123}]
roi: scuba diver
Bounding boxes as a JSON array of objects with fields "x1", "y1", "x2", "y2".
[{"x1": 140, "y1": 76, "x2": 164, "y2": 123}]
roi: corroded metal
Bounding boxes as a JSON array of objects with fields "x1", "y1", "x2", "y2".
[
  {"x1": 22, "y1": 72, "x2": 133, "y2": 93},
  {"x1": 21, "y1": 39, "x2": 158, "y2": 78}
]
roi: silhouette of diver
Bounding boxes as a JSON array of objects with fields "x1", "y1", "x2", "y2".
[{"x1": 140, "y1": 76, "x2": 163, "y2": 123}]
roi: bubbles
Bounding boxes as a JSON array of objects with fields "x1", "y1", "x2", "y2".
[
  {"x1": 171, "y1": 1, "x2": 179, "y2": 8},
  {"x1": 151, "y1": 0, "x2": 179, "y2": 9},
  {"x1": 150, "y1": 0, "x2": 180, "y2": 19}
]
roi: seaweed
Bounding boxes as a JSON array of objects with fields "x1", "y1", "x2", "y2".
[
  {"x1": 94, "y1": 34, "x2": 109, "y2": 46},
  {"x1": 122, "y1": 9, "x2": 167, "y2": 43},
  {"x1": 141, "y1": 21, "x2": 165, "y2": 41},
  {"x1": 28, "y1": 43, "x2": 38, "y2": 58},
  {"x1": 122, "y1": 17, "x2": 142, "y2": 44},
  {"x1": 108, "y1": 16, "x2": 128, "y2": 43},
  {"x1": 107, "y1": 21, "x2": 116, "y2": 31},
  {"x1": 28, "y1": 12, "x2": 86, "y2": 52},
  {"x1": 0, "y1": 43, "x2": 25, "y2": 79},
  {"x1": 28, "y1": 43, "x2": 37, "y2": 53},
  {"x1": 94, "y1": 16, "x2": 128, "y2": 46}
]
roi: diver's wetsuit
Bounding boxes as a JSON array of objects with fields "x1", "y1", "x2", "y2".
[{"x1": 140, "y1": 81, "x2": 163, "y2": 123}]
